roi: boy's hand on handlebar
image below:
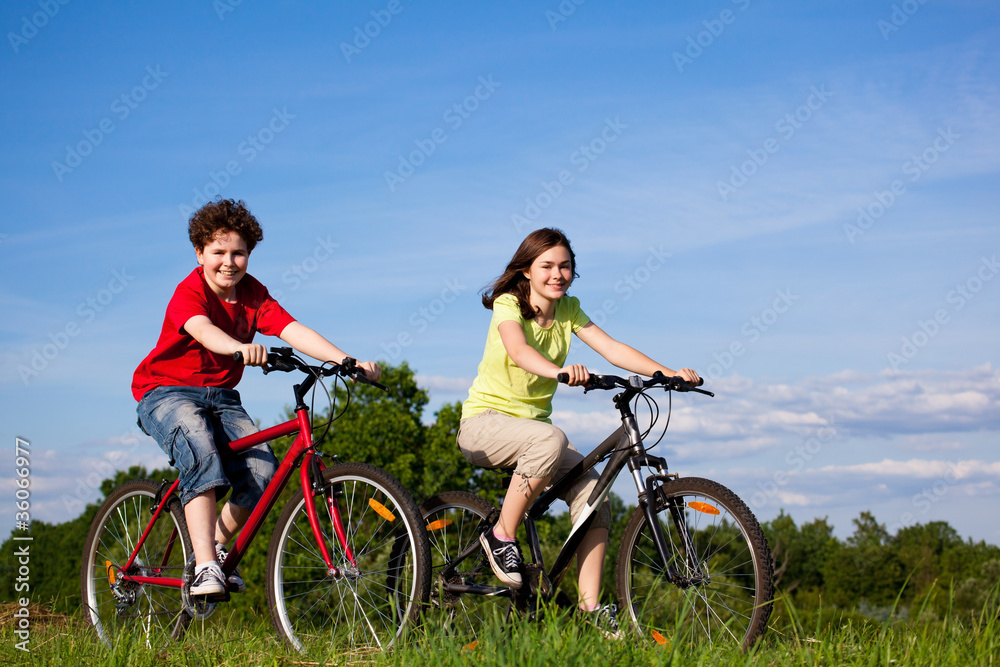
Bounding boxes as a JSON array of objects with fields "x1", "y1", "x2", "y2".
[
  {"x1": 236, "y1": 344, "x2": 268, "y2": 366},
  {"x1": 557, "y1": 364, "x2": 590, "y2": 386},
  {"x1": 357, "y1": 360, "x2": 382, "y2": 383}
]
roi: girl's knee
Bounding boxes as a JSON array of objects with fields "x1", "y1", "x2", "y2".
[
  {"x1": 592, "y1": 499, "x2": 612, "y2": 530},
  {"x1": 519, "y1": 428, "x2": 569, "y2": 479}
]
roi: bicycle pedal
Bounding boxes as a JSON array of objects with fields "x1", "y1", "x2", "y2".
[{"x1": 198, "y1": 591, "x2": 230, "y2": 603}]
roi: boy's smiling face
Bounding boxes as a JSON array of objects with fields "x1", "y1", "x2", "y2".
[{"x1": 196, "y1": 231, "x2": 249, "y2": 301}]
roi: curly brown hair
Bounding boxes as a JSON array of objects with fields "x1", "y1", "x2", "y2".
[
  {"x1": 188, "y1": 198, "x2": 264, "y2": 252},
  {"x1": 481, "y1": 228, "x2": 579, "y2": 320}
]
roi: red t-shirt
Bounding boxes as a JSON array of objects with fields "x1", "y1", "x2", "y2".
[{"x1": 132, "y1": 267, "x2": 296, "y2": 401}]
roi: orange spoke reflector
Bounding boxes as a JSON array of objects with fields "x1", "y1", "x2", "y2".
[
  {"x1": 651, "y1": 630, "x2": 669, "y2": 646},
  {"x1": 106, "y1": 561, "x2": 116, "y2": 586},
  {"x1": 687, "y1": 501, "x2": 720, "y2": 515},
  {"x1": 463, "y1": 640, "x2": 479, "y2": 651},
  {"x1": 426, "y1": 518, "x2": 453, "y2": 531},
  {"x1": 369, "y1": 499, "x2": 396, "y2": 522}
]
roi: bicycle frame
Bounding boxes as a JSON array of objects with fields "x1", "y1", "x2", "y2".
[
  {"x1": 439, "y1": 382, "x2": 696, "y2": 600},
  {"x1": 115, "y1": 373, "x2": 352, "y2": 594}
]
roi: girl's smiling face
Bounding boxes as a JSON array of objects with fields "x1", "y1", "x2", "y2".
[
  {"x1": 523, "y1": 245, "x2": 574, "y2": 304},
  {"x1": 196, "y1": 231, "x2": 249, "y2": 300}
]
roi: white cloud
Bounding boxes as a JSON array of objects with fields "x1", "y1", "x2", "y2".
[
  {"x1": 414, "y1": 374, "x2": 475, "y2": 393},
  {"x1": 550, "y1": 365, "x2": 1000, "y2": 454}
]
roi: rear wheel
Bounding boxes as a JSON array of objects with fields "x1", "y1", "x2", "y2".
[
  {"x1": 266, "y1": 462, "x2": 431, "y2": 652},
  {"x1": 80, "y1": 479, "x2": 193, "y2": 648},
  {"x1": 419, "y1": 491, "x2": 510, "y2": 642},
  {"x1": 616, "y1": 477, "x2": 773, "y2": 650}
]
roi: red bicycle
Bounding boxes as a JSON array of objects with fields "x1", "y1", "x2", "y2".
[{"x1": 80, "y1": 347, "x2": 431, "y2": 652}]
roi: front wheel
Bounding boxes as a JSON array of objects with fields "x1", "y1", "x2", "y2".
[
  {"x1": 80, "y1": 479, "x2": 193, "y2": 648},
  {"x1": 616, "y1": 477, "x2": 773, "y2": 650},
  {"x1": 266, "y1": 462, "x2": 431, "y2": 652}
]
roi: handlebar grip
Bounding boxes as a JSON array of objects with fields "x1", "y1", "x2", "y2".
[
  {"x1": 556, "y1": 373, "x2": 569, "y2": 384},
  {"x1": 233, "y1": 351, "x2": 244, "y2": 363}
]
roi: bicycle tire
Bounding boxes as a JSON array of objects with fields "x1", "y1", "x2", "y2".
[
  {"x1": 80, "y1": 479, "x2": 193, "y2": 648},
  {"x1": 616, "y1": 477, "x2": 773, "y2": 650},
  {"x1": 418, "y1": 491, "x2": 509, "y2": 640},
  {"x1": 266, "y1": 462, "x2": 431, "y2": 652}
]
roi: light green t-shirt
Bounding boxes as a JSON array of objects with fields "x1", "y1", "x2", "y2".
[{"x1": 462, "y1": 293, "x2": 590, "y2": 423}]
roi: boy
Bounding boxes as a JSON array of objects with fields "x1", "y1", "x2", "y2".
[{"x1": 132, "y1": 198, "x2": 380, "y2": 595}]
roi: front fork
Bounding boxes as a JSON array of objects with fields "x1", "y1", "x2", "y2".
[
  {"x1": 301, "y1": 451, "x2": 354, "y2": 576},
  {"x1": 630, "y1": 456, "x2": 705, "y2": 586}
]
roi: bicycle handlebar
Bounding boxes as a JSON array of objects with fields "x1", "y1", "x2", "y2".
[
  {"x1": 556, "y1": 370, "x2": 713, "y2": 397},
  {"x1": 233, "y1": 347, "x2": 388, "y2": 391}
]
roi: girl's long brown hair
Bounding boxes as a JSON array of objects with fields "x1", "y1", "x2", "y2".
[{"x1": 482, "y1": 228, "x2": 579, "y2": 320}]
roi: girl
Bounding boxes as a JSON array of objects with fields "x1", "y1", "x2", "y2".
[{"x1": 457, "y1": 228, "x2": 700, "y2": 626}]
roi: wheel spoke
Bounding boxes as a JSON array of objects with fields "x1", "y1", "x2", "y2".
[
  {"x1": 81, "y1": 481, "x2": 191, "y2": 649},
  {"x1": 618, "y1": 479, "x2": 773, "y2": 649},
  {"x1": 268, "y1": 464, "x2": 428, "y2": 652}
]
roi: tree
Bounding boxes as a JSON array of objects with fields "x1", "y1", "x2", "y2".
[{"x1": 765, "y1": 511, "x2": 839, "y2": 595}]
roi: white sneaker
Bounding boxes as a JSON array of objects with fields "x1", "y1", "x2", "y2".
[
  {"x1": 215, "y1": 542, "x2": 245, "y2": 593},
  {"x1": 190, "y1": 562, "x2": 226, "y2": 596}
]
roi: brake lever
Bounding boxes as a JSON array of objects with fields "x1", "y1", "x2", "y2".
[{"x1": 340, "y1": 357, "x2": 388, "y2": 392}]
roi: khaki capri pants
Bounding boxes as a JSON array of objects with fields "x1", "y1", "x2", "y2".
[{"x1": 457, "y1": 409, "x2": 611, "y2": 529}]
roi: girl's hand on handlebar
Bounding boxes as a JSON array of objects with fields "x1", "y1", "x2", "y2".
[
  {"x1": 236, "y1": 344, "x2": 268, "y2": 366},
  {"x1": 557, "y1": 364, "x2": 590, "y2": 386},
  {"x1": 358, "y1": 360, "x2": 382, "y2": 383}
]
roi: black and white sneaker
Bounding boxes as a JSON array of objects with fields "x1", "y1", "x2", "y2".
[
  {"x1": 215, "y1": 542, "x2": 245, "y2": 593},
  {"x1": 189, "y1": 562, "x2": 226, "y2": 596},
  {"x1": 581, "y1": 603, "x2": 621, "y2": 640},
  {"x1": 479, "y1": 527, "x2": 524, "y2": 588}
]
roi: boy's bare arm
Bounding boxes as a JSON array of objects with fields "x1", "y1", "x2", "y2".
[
  {"x1": 278, "y1": 321, "x2": 381, "y2": 381},
  {"x1": 184, "y1": 315, "x2": 268, "y2": 365}
]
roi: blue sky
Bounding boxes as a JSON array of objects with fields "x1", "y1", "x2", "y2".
[{"x1": 2, "y1": 0, "x2": 998, "y2": 544}]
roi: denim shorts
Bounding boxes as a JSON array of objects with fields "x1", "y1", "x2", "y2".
[{"x1": 137, "y1": 386, "x2": 277, "y2": 509}]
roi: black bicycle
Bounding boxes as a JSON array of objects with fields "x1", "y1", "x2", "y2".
[{"x1": 418, "y1": 372, "x2": 773, "y2": 650}]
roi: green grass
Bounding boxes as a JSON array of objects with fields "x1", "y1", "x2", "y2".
[{"x1": 2, "y1": 593, "x2": 997, "y2": 667}]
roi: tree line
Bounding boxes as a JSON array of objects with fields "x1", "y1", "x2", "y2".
[{"x1": 2, "y1": 362, "x2": 997, "y2": 622}]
